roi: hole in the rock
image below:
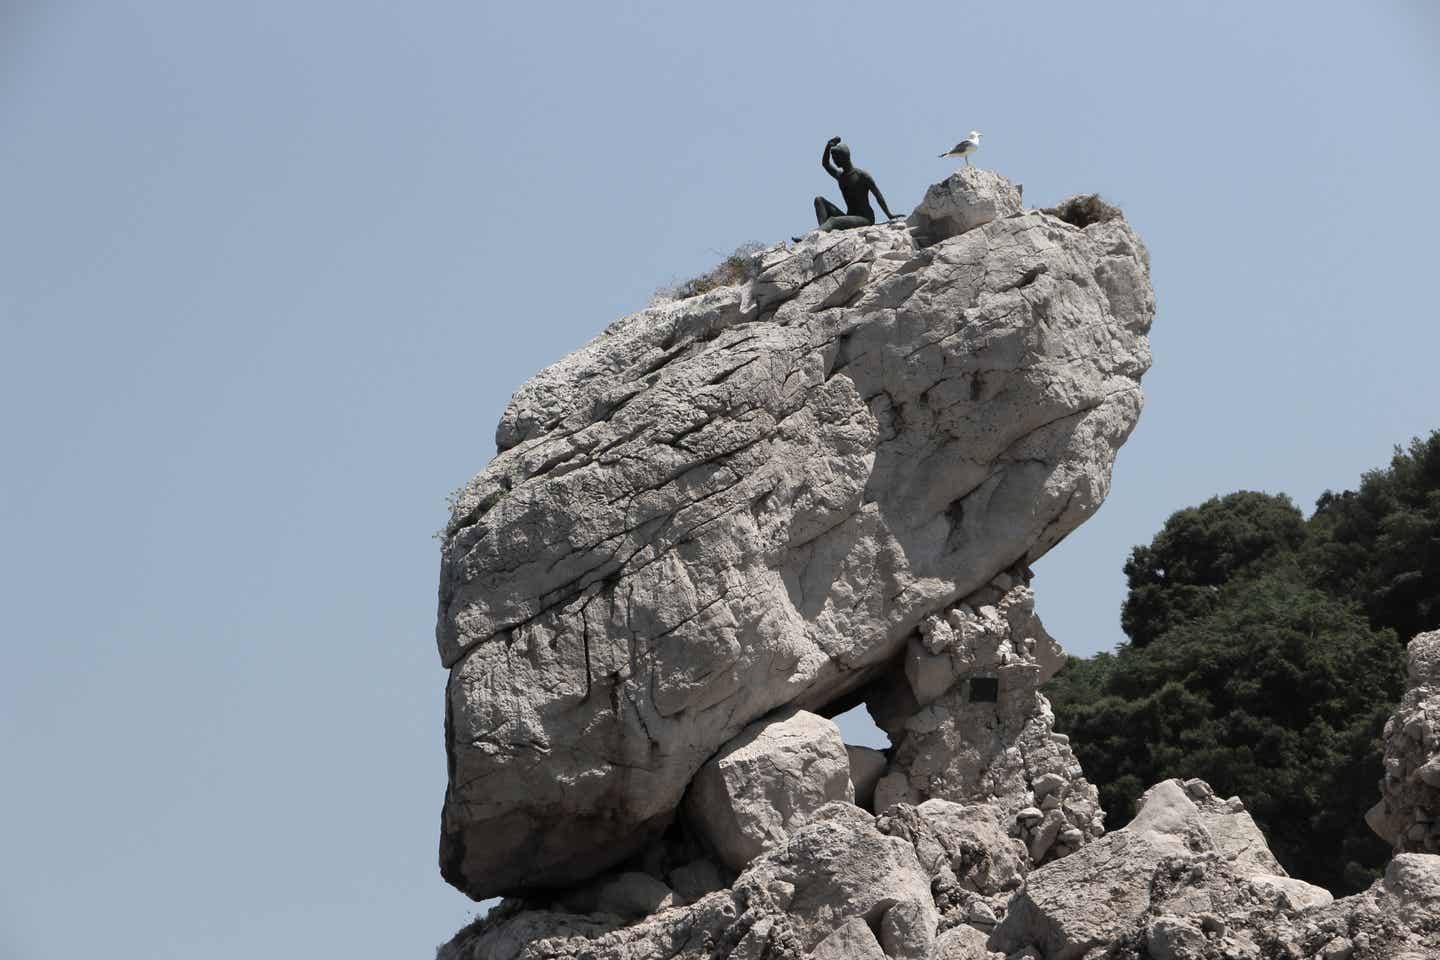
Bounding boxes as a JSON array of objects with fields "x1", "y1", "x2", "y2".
[
  {"x1": 831, "y1": 701, "x2": 890, "y2": 750},
  {"x1": 969, "y1": 677, "x2": 999, "y2": 702}
]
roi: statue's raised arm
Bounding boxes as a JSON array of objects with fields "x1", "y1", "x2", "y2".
[{"x1": 821, "y1": 136, "x2": 843, "y2": 179}]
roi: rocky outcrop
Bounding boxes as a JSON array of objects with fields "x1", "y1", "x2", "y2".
[
  {"x1": 440, "y1": 803, "x2": 939, "y2": 960},
  {"x1": 906, "y1": 167, "x2": 1023, "y2": 247},
  {"x1": 429, "y1": 168, "x2": 1440, "y2": 960},
  {"x1": 1369, "y1": 630, "x2": 1440, "y2": 853},
  {"x1": 991, "y1": 778, "x2": 1321, "y2": 959},
  {"x1": 683, "y1": 709, "x2": 853, "y2": 872},
  {"x1": 438, "y1": 777, "x2": 1440, "y2": 960},
  {"x1": 976, "y1": 770, "x2": 1440, "y2": 960},
  {"x1": 436, "y1": 168, "x2": 1154, "y2": 898},
  {"x1": 867, "y1": 581, "x2": 1103, "y2": 867}
]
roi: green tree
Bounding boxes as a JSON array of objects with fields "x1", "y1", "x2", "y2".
[
  {"x1": 1053, "y1": 573, "x2": 1401, "y2": 892},
  {"x1": 1306, "y1": 431, "x2": 1440, "y2": 641},
  {"x1": 1120, "y1": 492, "x2": 1307, "y2": 647}
]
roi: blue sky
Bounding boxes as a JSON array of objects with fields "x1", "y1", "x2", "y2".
[{"x1": 2, "y1": 2, "x2": 1437, "y2": 957}]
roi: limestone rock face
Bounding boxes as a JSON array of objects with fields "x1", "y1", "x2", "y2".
[
  {"x1": 991, "y1": 782, "x2": 1205, "y2": 959},
  {"x1": 432, "y1": 168, "x2": 1440, "y2": 960},
  {"x1": 809, "y1": 917, "x2": 887, "y2": 960},
  {"x1": 1370, "y1": 630, "x2": 1440, "y2": 853},
  {"x1": 439, "y1": 805, "x2": 938, "y2": 960},
  {"x1": 558, "y1": 872, "x2": 677, "y2": 920},
  {"x1": 437, "y1": 171, "x2": 1154, "y2": 898},
  {"x1": 1234, "y1": 853, "x2": 1440, "y2": 960},
  {"x1": 990, "y1": 777, "x2": 1319, "y2": 960},
  {"x1": 846, "y1": 745, "x2": 888, "y2": 812},
  {"x1": 443, "y1": 777, "x2": 1419, "y2": 960},
  {"x1": 907, "y1": 167, "x2": 1024, "y2": 246},
  {"x1": 683, "y1": 708, "x2": 853, "y2": 871},
  {"x1": 867, "y1": 581, "x2": 1104, "y2": 867},
  {"x1": 878, "y1": 799, "x2": 1027, "y2": 895}
]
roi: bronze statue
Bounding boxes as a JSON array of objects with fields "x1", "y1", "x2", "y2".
[{"x1": 799, "y1": 137, "x2": 902, "y2": 240}]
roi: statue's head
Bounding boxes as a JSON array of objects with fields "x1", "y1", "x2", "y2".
[{"x1": 831, "y1": 143, "x2": 852, "y2": 169}]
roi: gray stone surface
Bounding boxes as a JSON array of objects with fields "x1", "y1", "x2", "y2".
[
  {"x1": 665, "y1": 858, "x2": 726, "y2": 905},
  {"x1": 1370, "y1": 631, "x2": 1440, "y2": 854},
  {"x1": 846, "y1": 744, "x2": 888, "y2": 812},
  {"x1": 431, "y1": 167, "x2": 1440, "y2": 960},
  {"x1": 1144, "y1": 915, "x2": 1206, "y2": 960},
  {"x1": 808, "y1": 917, "x2": 886, "y2": 960},
  {"x1": 988, "y1": 776, "x2": 1302, "y2": 960},
  {"x1": 1127, "y1": 778, "x2": 1204, "y2": 848},
  {"x1": 1247, "y1": 874, "x2": 1333, "y2": 912},
  {"x1": 1385, "y1": 851, "x2": 1440, "y2": 923},
  {"x1": 991, "y1": 821, "x2": 1179, "y2": 959},
  {"x1": 907, "y1": 167, "x2": 1023, "y2": 246},
  {"x1": 866, "y1": 582, "x2": 1106, "y2": 867},
  {"x1": 934, "y1": 923, "x2": 1001, "y2": 959},
  {"x1": 437, "y1": 172, "x2": 1154, "y2": 898},
  {"x1": 439, "y1": 807, "x2": 936, "y2": 960},
  {"x1": 683, "y1": 708, "x2": 854, "y2": 871},
  {"x1": 1224, "y1": 853, "x2": 1440, "y2": 959},
  {"x1": 977, "y1": 771, "x2": 1440, "y2": 960},
  {"x1": 876, "y1": 799, "x2": 1027, "y2": 898},
  {"x1": 429, "y1": 577, "x2": 1437, "y2": 952},
  {"x1": 558, "y1": 872, "x2": 678, "y2": 919},
  {"x1": 1199, "y1": 805, "x2": 1287, "y2": 877}
]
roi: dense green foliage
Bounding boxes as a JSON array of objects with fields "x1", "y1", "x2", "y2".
[
  {"x1": 1306, "y1": 432, "x2": 1440, "y2": 643},
  {"x1": 1047, "y1": 431, "x2": 1440, "y2": 895},
  {"x1": 1120, "y1": 492, "x2": 1308, "y2": 648}
]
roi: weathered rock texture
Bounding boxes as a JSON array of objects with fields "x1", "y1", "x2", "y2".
[
  {"x1": 976, "y1": 772, "x2": 1440, "y2": 959},
  {"x1": 440, "y1": 803, "x2": 940, "y2": 960},
  {"x1": 847, "y1": 745, "x2": 888, "y2": 811},
  {"x1": 906, "y1": 167, "x2": 1023, "y2": 248},
  {"x1": 867, "y1": 580, "x2": 1104, "y2": 866},
  {"x1": 437, "y1": 783, "x2": 1440, "y2": 960},
  {"x1": 433, "y1": 170, "x2": 1440, "y2": 960},
  {"x1": 991, "y1": 778, "x2": 1320, "y2": 959},
  {"x1": 437, "y1": 169, "x2": 1154, "y2": 898},
  {"x1": 1369, "y1": 630, "x2": 1440, "y2": 853},
  {"x1": 683, "y1": 709, "x2": 854, "y2": 871}
]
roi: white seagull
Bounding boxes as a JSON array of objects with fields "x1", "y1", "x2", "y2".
[{"x1": 939, "y1": 130, "x2": 982, "y2": 165}]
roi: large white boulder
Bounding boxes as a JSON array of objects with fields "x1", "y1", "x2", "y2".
[
  {"x1": 436, "y1": 174, "x2": 1154, "y2": 898},
  {"x1": 683, "y1": 709, "x2": 854, "y2": 871},
  {"x1": 906, "y1": 166, "x2": 1023, "y2": 245}
]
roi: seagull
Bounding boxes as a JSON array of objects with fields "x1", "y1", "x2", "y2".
[{"x1": 939, "y1": 131, "x2": 982, "y2": 165}]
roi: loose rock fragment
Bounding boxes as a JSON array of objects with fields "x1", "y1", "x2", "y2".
[{"x1": 683, "y1": 709, "x2": 854, "y2": 872}]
